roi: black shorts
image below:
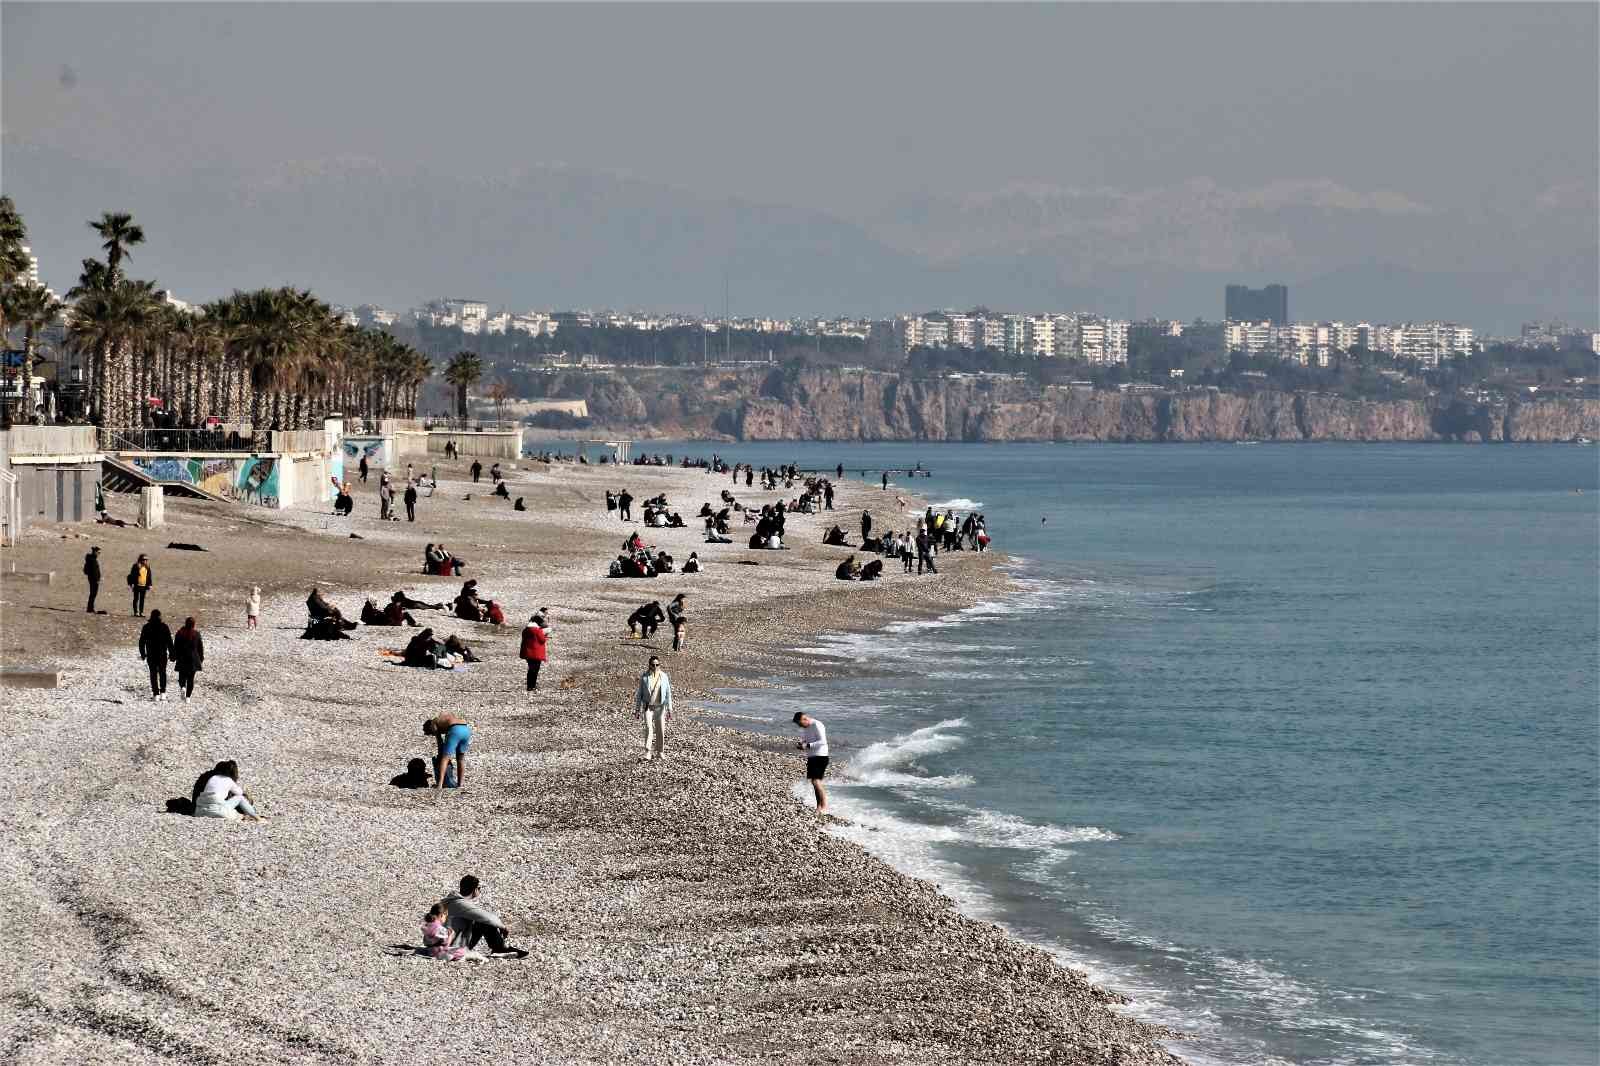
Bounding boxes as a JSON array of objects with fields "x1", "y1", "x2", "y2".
[{"x1": 805, "y1": 756, "x2": 830, "y2": 780}]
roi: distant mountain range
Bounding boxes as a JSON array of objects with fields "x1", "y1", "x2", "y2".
[{"x1": 5, "y1": 139, "x2": 1594, "y2": 335}]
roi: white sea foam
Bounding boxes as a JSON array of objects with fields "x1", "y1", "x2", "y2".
[{"x1": 847, "y1": 717, "x2": 970, "y2": 788}]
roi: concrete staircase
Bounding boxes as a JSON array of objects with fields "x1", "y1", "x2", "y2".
[{"x1": 100, "y1": 455, "x2": 228, "y2": 502}]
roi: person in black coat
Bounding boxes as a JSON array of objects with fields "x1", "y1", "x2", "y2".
[
  {"x1": 404, "y1": 480, "x2": 419, "y2": 522},
  {"x1": 861, "y1": 510, "x2": 873, "y2": 542},
  {"x1": 172, "y1": 616, "x2": 205, "y2": 700},
  {"x1": 138, "y1": 609, "x2": 175, "y2": 700},
  {"x1": 83, "y1": 546, "x2": 101, "y2": 613},
  {"x1": 628, "y1": 601, "x2": 665, "y2": 639}
]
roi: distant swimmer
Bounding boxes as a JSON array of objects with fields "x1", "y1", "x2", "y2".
[{"x1": 1041, "y1": 515, "x2": 1047, "y2": 525}]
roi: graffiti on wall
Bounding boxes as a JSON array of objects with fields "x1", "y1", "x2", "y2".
[{"x1": 132, "y1": 456, "x2": 280, "y2": 508}]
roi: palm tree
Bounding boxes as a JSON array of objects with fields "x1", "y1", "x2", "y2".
[
  {"x1": 4, "y1": 282, "x2": 63, "y2": 421},
  {"x1": 90, "y1": 212, "x2": 145, "y2": 283},
  {"x1": 443, "y1": 350, "x2": 483, "y2": 420},
  {"x1": 69, "y1": 279, "x2": 157, "y2": 427}
]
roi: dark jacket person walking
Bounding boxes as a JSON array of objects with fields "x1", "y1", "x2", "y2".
[
  {"x1": 139, "y1": 609, "x2": 175, "y2": 700},
  {"x1": 84, "y1": 546, "x2": 101, "y2": 613},
  {"x1": 173, "y1": 617, "x2": 205, "y2": 701},
  {"x1": 404, "y1": 481, "x2": 419, "y2": 522}
]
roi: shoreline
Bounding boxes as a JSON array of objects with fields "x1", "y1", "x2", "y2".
[{"x1": 0, "y1": 459, "x2": 1182, "y2": 1064}]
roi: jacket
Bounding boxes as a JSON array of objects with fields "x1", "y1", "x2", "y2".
[
  {"x1": 635, "y1": 669, "x2": 672, "y2": 714},
  {"x1": 520, "y1": 623, "x2": 548, "y2": 662},
  {"x1": 84, "y1": 552, "x2": 101, "y2": 581},
  {"x1": 440, "y1": 890, "x2": 503, "y2": 948},
  {"x1": 139, "y1": 619, "x2": 174, "y2": 665},
  {"x1": 173, "y1": 627, "x2": 205, "y2": 672},
  {"x1": 127, "y1": 562, "x2": 154, "y2": 588}
]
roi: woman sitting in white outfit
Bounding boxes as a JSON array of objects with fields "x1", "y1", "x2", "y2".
[{"x1": 191, "y1": 760, "x2": 263, "y2": 821}]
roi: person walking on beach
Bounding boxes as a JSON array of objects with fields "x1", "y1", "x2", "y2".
[
  {"x1": 836, "y1": 462, "x2": 844, "y2": 480},
  {"x1": 138, "y1": 608, "x2": 174, "y2": 700},
  {"x1": 635, "y1": 656, "x2": 672, "y2": 761},
  {"x1": 823, "y1": 481, "x2": 834, "y2": 511},
  {"x1": 378, "y1": 475, "x2": 393, "y2": 520},
  {"x1": 83, "y1": 546, "x2": 101, "y2": 613},
  {"x1": 916, "y1": 528, "x2": 937, "y2": 575},
  {"x1": 127, "y1": 553, "x2": 154, "y2": 616},
  {"x1": 173, "y1": 616, "x2": 204, "y2": 701},
  {"x1": 860, "y1": 510, "x2": 873, "y2": 543},
  {"x1": 618, "y1": 489, "x2": 634, "y2": 522},
  {"x1": 404, "y1": 479, "x2": 419, "y2": 522},
  {"x1": 793, "y1": 713, "x2": 830, "y2": 815},
  {"x1": 470, "y1": 458, "x2": 483, "y2": 483},
  {"x1": 440, "y1": 874, "x2": 526, "y2": 958},
  {"x1": 358, "y1": 453, "x2": 369, "y2": 482},
  {"x1": 246, "y1": 584, "x2": 261, "y2": 629},
  {"x1": 520, "y1": 611, "x2": 549, "y2": 691},
  {"x1": 666, "y1": 593, "x2": 687, "y2": 652},
  {"x1": 881, "y1": 471, "x2": 888, "y2": 491}
]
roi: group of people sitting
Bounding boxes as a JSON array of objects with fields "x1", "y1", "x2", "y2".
[
  {"x1": 834, "y1": 554, "x2": 885, "y2": 582},
  {"x1": 748, "y1": 505, "x2": 787, "y2": 550},
  {"x1": 170, "y1": 759, "x2": 263, "y2": 821},
  {"x1": 453, "y1": 580, "x2": 505, "y2": 625},
  {"x1": 423, "y1": 543, "x2": 467, "y2": 576},
  {"x1": 401, "y1": 628, "x2": 479, "y2": 669},
  {"x1": 609, "y1": 540, "x2": 685, "y2": 578}
]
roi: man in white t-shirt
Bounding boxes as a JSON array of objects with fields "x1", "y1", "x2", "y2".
[{"x1": 793, "y1": 712, "x2": 830, "y2": 815}]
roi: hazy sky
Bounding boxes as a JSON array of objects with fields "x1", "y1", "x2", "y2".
[
  {"x1": 2, "y1": 3, "x2": 1596, "y2": 324},
  {"x1": 7, "y1": 3, "x2": 1596, "y2": 213}
]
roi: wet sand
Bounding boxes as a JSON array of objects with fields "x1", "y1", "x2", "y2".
[{"x1": 0, "y1": 458, "x2": 1181, "y2": 1065}]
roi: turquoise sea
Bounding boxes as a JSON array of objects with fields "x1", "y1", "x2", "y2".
[{"x1": 538, "y1": 437, "x2": 1600, "y2": 1065}]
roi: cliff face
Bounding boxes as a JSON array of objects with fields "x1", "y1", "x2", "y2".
[{"x1": 519, "y1": 368, "x2": 1600, "y2": 443}]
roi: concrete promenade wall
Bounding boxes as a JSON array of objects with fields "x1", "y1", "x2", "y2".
[{"x1": 427, "y1": 431, "x2": 520, "y2": 459}]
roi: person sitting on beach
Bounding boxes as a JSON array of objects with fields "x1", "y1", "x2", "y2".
[
  {"x1": 454, "y1": 591, "x2": 484, "y2": 622},
  {"x1": 860, "y1": 558, "x2": 884, "y2": 581},
  {"x1": 360, "y1": 598, "x2": 385, "y2": 625},
  {"x1": 628, "y1": 600, "x2": 666, "y2": 639},
  {"x1": 191, "y1": 759, "x2": 264, "y2": 821},
  {"x1": 443, "y1": 634, "x2": 480, "y2": 663},
  {"x1": 835, "y1": 555, "x2": 861, "y2": 581},
  {"x1": 483, "y1": 600, "x2": 506, "y2": 626},
  {"x1": 390, "y1": 757, "x2": 432, "y2": 789},
  {"x1": 438, "y1": 545, "x2": 466, "y2": 576},
  {"x1": 403, "y1": 628, "x2": 447, "y2": 668},
  {"x1": 439, "y1": 874, "x2": 524, "y2": 957},
  {"x1": 698, "y1": 502, "x2": 714, "y2": 518},
  {"x1": 422, "y1": 901, "x2": 486, "y2": 963},
  {"x1": 492, "y1": 480, "x2": 510, "y2": 499},
  {"x1": 666, "y1": 593, "x2": 688, "y2": 652},
  {"x1": 623, "y1": 531, "x2": 645, "y2": 553},
  {"x1": 306, "y1": 586, "x2": 352, "y2": 626},
  {"x1": 862, "y1": 534, "x2": 884, "y2": 554},
  {"x1": 822, "y1": 524, "x2": 848, "y2": 547},
  {"x1": 423, "y1": 713, "x2": 471, "y2": 786},
  {"x1": 681, "y1": 552, "x2": 701, "y2": 574},
  {"x1": 334, "y1": 489, "x2": 354, "y2": 516},
  {"x1": 385, "y1": 600, "x2": 419, "y2": 627},
  {"x1": 654, "y1": 550, "x2": 675, "y2": 574},
  {"x1": 513, "y1": 497, "x2": 526, "y2": 511},
  {"x1": 665, "y1": 511, "x2": 685, "y2": 528},
  {"x1": 393, "y1": 590, "x2": 444, "y2": 611}
]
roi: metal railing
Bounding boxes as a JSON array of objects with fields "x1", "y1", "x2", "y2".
[
  {"x1": 99, "y1": 427, "x2": 266, "y2": 454},
  {"x1": 420, "y1": 418, "x2": 520, "y2": 433}
]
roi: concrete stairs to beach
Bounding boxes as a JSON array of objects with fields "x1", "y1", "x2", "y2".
[{"x1": 100, "y1": 455, "x2": 228, "y2": 502}]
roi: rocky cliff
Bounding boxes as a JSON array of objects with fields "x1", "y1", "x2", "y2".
[{"x1": 519, "y1": 368, "x2": 1600, "y2": 443}]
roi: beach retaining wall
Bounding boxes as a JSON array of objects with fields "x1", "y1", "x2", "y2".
[
  {"x1": 0, "y1": 428, "x2": 103, "y2": 542},
  {"x1": 125, "y1": 451, "x2": 335, "y2": 509},
  {"x1": 427, "y1": 430, "x2": 520, "y2": 458},
  {"x1": 394, "y1": 430, "x2": 430, "y2": 457},
  {"x1": 343, "y1": 434, "x2": 395, "y2": 470}
]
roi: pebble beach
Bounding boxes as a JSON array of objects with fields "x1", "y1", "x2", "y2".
[{"x1": 0, "y1": 456, "x2": 1182, "y2": 1065}]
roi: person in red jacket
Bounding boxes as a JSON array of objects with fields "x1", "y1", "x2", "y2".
[{"x1": 519, "y1": 610, "x2": 550, "y2": 691}]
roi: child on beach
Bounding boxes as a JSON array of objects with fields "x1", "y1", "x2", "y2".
[
  {"x1": 421, "y1": 902, "x2": 484, "y2": 962},
  {"x1": 246, "y1": 585, "x2": 261, "y2": 629}
]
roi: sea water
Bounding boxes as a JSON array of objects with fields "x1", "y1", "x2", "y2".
[{"x1": 535, "y1": 437, "x2": 1600, "y2": 1065}]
